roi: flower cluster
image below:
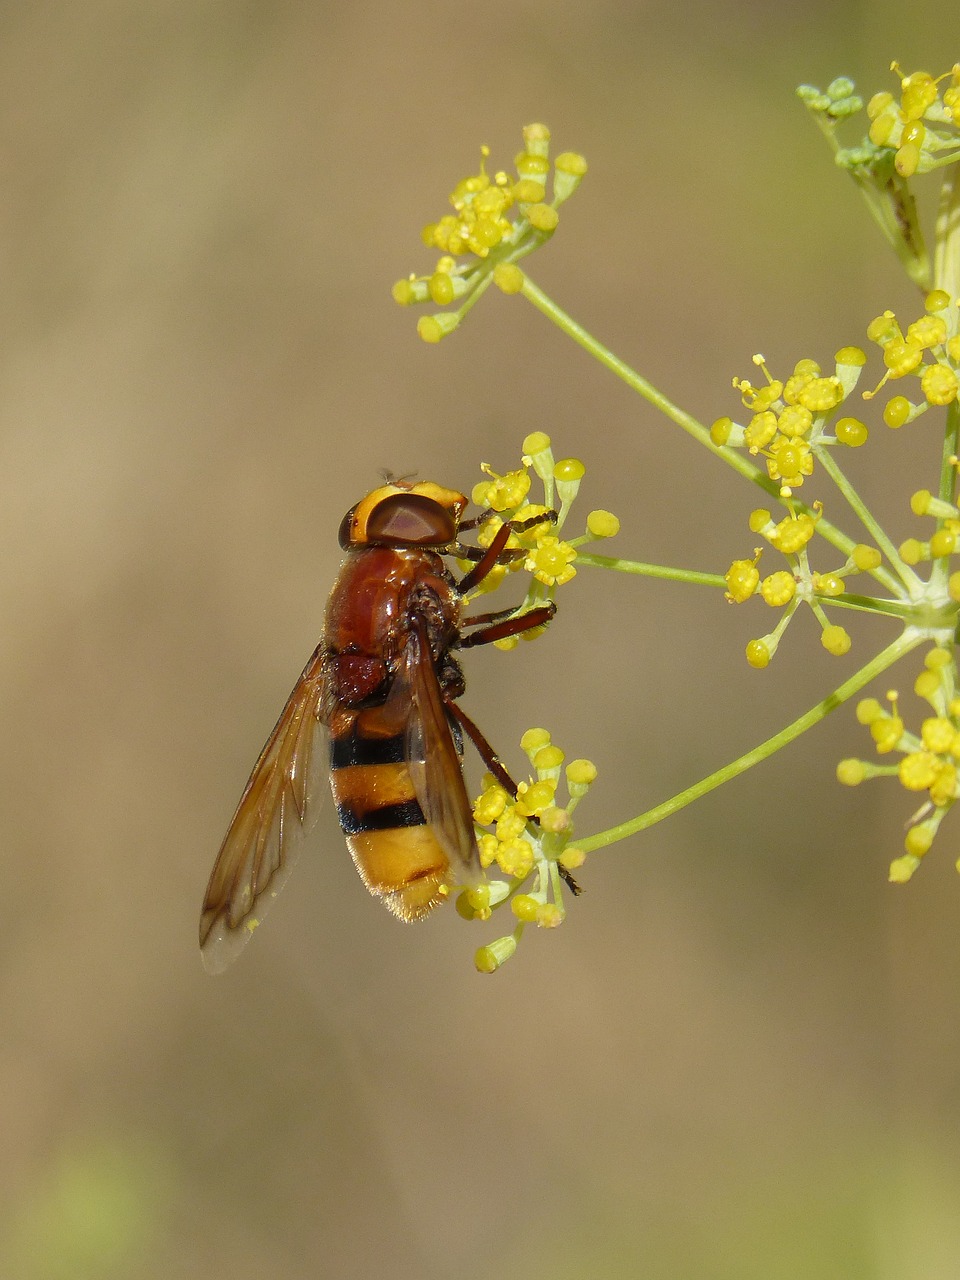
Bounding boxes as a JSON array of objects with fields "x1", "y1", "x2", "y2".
[
  {"x1": 714, "y1": 351, "x2": 884, "y2": 666},
  {"x1": 441, "y1": 438, "x2": 614, "y2": 971},
  {"x1": 864, "y1": 64, "x2": 960, "y2": 178},
  {"x1": 899, "y1": 486, "x2": 960, "y2": 577},
  {"x1": 838, "y1": 647, "x2": 960, "y2": 881},
  {"x1": 864, "y1": 293, "x2": 960, "y2": 426},
  {"x1": 799, "y1": 65, "x2": 960, "y2": 290},
  {"x1": 717, "y1": 280, "x2": 960, "y2": 669},
  {"x1": 463, "y1": 432, "x2": 620, "y2": 631},
  {"x1": 712, "y1": 352, "x2": 868, "y2": 492},
  {"x1": 459, "y1": 728, "x2": 596, "y2": 973},
  {"x1": 387, "y1": 63, "x2": 960, "y2": 955},
  {"x1": 391, "y1": 123, "x2": 587, "y2": 343},
  {"x1": 799, "y1": 64, "x2": 960, "y2": 180}
]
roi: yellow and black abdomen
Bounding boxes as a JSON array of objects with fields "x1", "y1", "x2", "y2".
[{"x1": 328, "y1": 710, "x2": 451, "y2": 920}]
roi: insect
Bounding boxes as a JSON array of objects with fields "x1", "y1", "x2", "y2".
[{"x1": 199, "y1": 479, "x2": 557, "y2": 972}]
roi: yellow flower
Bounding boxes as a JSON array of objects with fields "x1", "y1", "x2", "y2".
[
  {"x1": 725, "y1": 556, "x2": 761, "y2": 603},
  {"x1": 766, "y1": 436, "x2": 813, "y2": 486},
  {"x1": 525, "y1": 534, "x2": 577, "y2": 586}
]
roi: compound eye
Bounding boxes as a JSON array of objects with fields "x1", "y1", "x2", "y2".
[
  {"x1": 365, "y1": 494, "x2": 457, "y2": 546},
  {"x1": 338, "y1": 505, "x2": 359, "y2": 548}
]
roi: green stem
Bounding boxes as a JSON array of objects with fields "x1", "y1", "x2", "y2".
[
  {"x1": 819, "y1": 592, "x2": 914, "y2": 619},
  {"x1": 931, "y1": 397, "x2": 960, "y2": 594},
  {"x1": 933, "y1": 163, "x2": 960, "y2": 310},
  {"x1": 815, "y1": 448, "x2": 919, "y2": 595},
  {"x1": 520, "y1": 273, "x2": 722, "y2": 454},
  {"x1": 575, "y1": 630, "x2": 923, "y2": 854},
  {"x1": 518, "y1": 272, "x2": 889, "y2": 583},
  {"x1": 575, "y1": 552, "x2": 726, "y2": 588}
]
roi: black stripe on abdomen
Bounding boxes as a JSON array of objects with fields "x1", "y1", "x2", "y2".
[
  {"x1": 337, "y1": 798, "x2": 426, "y2": 835},
  {"x1": 329, "y1": 729, "x2": 406, "y2": 769}
]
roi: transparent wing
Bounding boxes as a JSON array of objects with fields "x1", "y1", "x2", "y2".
[
  {"x1": 399, "y1": 622, "x2": 481, "y2": 886},
  {"x1": 199, "y1": 644, "x2": 328, "y2": 973}
]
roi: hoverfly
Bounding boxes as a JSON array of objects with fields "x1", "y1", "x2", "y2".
[{"x1": 199, "y1": 479, "x2": 557, "y2": 972}]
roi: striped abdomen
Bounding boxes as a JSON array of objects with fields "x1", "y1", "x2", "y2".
[{"x1": 328, "y1": 707, "x2": 453, "y2": 920}]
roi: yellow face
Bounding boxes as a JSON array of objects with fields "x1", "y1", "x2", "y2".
[{"x1": 344, "y1": 481, "x2": 469, "y2": 547}]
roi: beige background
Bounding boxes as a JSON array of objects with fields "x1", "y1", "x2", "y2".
[{"x1": 3, "y1": 3, "x2": 960, "y2": 1277}]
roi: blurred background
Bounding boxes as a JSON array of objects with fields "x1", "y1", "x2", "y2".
[{"x1": 3, "y1": 2, "x2": 960, "y2": 1277}]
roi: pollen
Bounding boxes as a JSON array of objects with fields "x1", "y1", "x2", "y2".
[
  {"x1": 889, "y1": 855, "x2": 922, "y2": 884},
  {"x1": 899, "y1": 538, "x2": 924, "y2": 565},
  {"x1": 586, "y1": 509, "x2": 620, "y2": 538},
  {"x1": 555, "y1": 150, "x2": 588, "y2": 176},
  {"x1": 527, "y1": 203, "x2": 559, "y2": 233},
  {"x1": 725, "y1": 556, "x2": 760, "y2": 603},
  {"x1": 910, "y1": 489, "x2": 933, "y2": 515},
  {"x1": 835, "y1": 416, "x2": 869, "y2": 446},
  {"x1": 740, "y1": 381, "x2": 783, "y2": 413},
  {"x1": 797, "y1": 376, "x2": 844, "y2": 414},
  {"x1": 522, "y1": 432, "x2": 551, "y2": 457},
  {"x1": 815, "y1": 572, "x2": 845, "y2": 597},
  {"x1": 745, "y1": 638, "x2": 771, "y2": 669},
  {"x1": 906, "y1": 315, "x2": 947, "y2": 349},
  {"x1": 495, "y1": 836, "x2": 535, "y2": 879},
  {"x1": 921, "y1": 365, "x2": 958, "y2": 406},
  {"x1": 474, "y1": 782, "x2": 510, "y2": 825},
  {"x1": 711, "y1": 416, "x2": 733, "y2": 445},
  {"x1": 745, "y1": 411, "x2": 778, "y2": 451},
  {"x1": 533, "y1": 744, "x2": 565, "y2": 771},
  {"x1": 477, "y1": 833, "x2": 500, "y2": 869},
  {"x1": 895, "y1": 65, "x2": 940, "y2": 120},
  {"x1": 883, "y1": 338, "x2": 924, "y2": 377},
  {"x1": 566, "y1": 758, "x2": 598, "y2": 788},
  {"x1": 479, "y1": 463, "x2": 532, "y2": 511},
  {"x1": 776, "y1": 405, "x2": 814, "y2": 438},
  {"x1": 883, "y1": 396, "x2": 912, "y2": 428},
  {"x1": 520, "y1": 726, "x2": 551, "y2": 755},
  {"x1": 538, "y1": 805, "x2": 570, "y2": 834},
  {"x1": 766, "y1": 437, "x2": 813, "y2": 486},
  {"x1": 494, "y1": 263, "x2": 525, "y2": 294},
  {"x1": 930, "y1": 528, "x2": 956, "y2": 558},
  {"x1": 870, "y1": 713, "x2": 905, "y2": 753},
  {"x1": 821, "y1": 624, "x2": 852, "y2": 656},
  {"x1": 852, "y1": 544, "x2": 882, "y2": 570},
  {"x1": 475, "y1": 936, "x2": 517, "y2": 973},
  {"x1": 836, "y1": 346, "x2": 867, "y2": 367},
  {"x1": 769, "y1": 511, "x2": 817, "y2": 553},
  {"x1": 495, "y1": 806, "x2": 527, "y2": 843},
  {"x1": 930, "y1": 762, "x2": 959, "y2": 806},
  {"x1": 867, "y1": 311, "x2": 900, "y2": 345},
  {"x1": 417, "y1": 316, "x2": 445, "y2": 344},
  {"x1": 904, "y1": 824, "x2": 935, "y2": 858},
  {"x1": 837, "y1": 758, "x2": 867, "y2": 786},
  {"x1": 525, "y1": 534, "x2": 577, "y2": 586},
  {"x1": 515, "y1": 778, "x2": 557, "y2": 816},
  {"x1": 536, "y1": 903, "x2": 563, "y2": 928},
  {"x1": 921, "y1": 717, "x2": 959, "y2": 755},
  {"x1": 511, "y1": 894, "x2": 541, "y2": 922},
  {"x1": 915, "y1": 670, "x2": 940, "y2": 702},
  {"x1": 857, "y1": 698, "x2": 885, "y2": 724},
  {"x1": 760, "y1": 571, "x2": 796, "y2": 606},
  {"x1": 555, "y1": 457, "x2": 586, "y2": 482}
]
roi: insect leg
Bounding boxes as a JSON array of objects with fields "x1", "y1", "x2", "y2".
[
  {"x1": 459, "y1": 602, "x2": 556, "y2": 648},
  {"x1": 446, "y1": 699, "x2": 517, "y2": 795},
  {"x1": 456, "y1": 510, "x2": 557, "y2": 594}
]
